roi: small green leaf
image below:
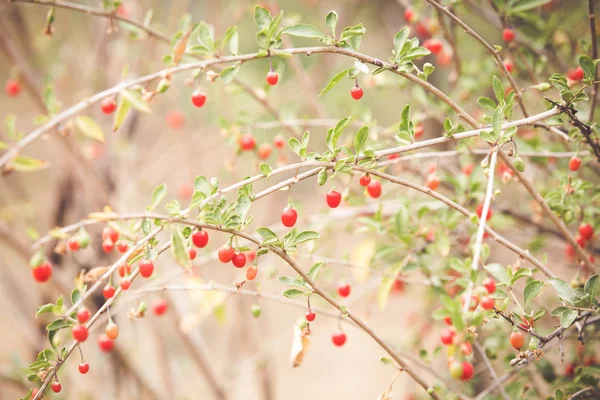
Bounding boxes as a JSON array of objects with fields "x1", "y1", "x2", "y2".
[
  {"x1": 492, "y1": 75, "x2": 504, "y2": 102},
  {"x1": 220, "y1": 64, "x2": 240, "y2": 84},
  {"x1": 354, "y1": 126, "x2": 368, "y2": 155},
  {"x1": 282, "y1": 23, "x2": 327, "y2": 39},
  {"x1": 282, "y1": 288, "x2": 307, "y2": 299},
  {"x1": 317, "y1": 167, "x2": 328, "y2": 186},
  {"x1": 549, "y1": 277, "x2": 576, "y2": 305},
  {"x1": 149, "y1": 183, "x2": 167, "y2": 211},
  {"x1": 523, "y1": 280, "x2": 544, "y2": 308},
  {"x1": 113, "y1": 96, "x2": 132, "y2": 132},
  {"x1": 46, "y1": 319, "x2": 73, "y2": 332},
  {"x1": 579, "y1": 55, "x2": 595, "y2": 81},
  {"x1": 278, "y1": 275, "x2": 308, "y2": 288},
  {"x1": 560, "y1": 308, "x2": 578, "y2": 328},
  {"x1": 326, "y1": 10, "x2": 338, "y2": 37},
  {"x1": 36, "y1": 303, "x2": 56, "y2": 317},
  {"x1": 259, "y1": 163, "x2": 272, "y2": 177},
  {"x1": 319, "y1": 68, "x2": 350, "y2": 96},
  {"x1": 294, "y1": 230, "x2": 319, "y2": 245},
  {"x1": 257, "y1": 227, "x2": 278, "y2": 241},
  {"x1": 393, "y1": 27, "x2": 410, "y2": 63},
  {"x1": 254, "y1": 6, "x2": 271, "y2": 30},
  {"x1": 71, "y1": 287, "x2": 82, "y2": 306},
  {"x1": 75, "y1": 115, "x2": 105, "y2": 143},
  {"x1": 12, "y1": 156, "x2": 48, "y2": 172},
  {"x1": 307, "y1": 262, "x2": 324, "y2": 281},
  {"x1": 194, "y1": 176, "x2": 211, "y2": 196},
  {"x1": 484, "y1": 263, "x2": 511, "y2": 287},
  {"x1": 120, "y1": 89, "x2": 151, "y2": 113},
  {"x1": 511, "y1": 268, "x2": 532, "y2": 285},
  {"x1": 584, "y1": 275, "x2": 600, "y2": 303},
  {"x1": 492, "y1": 106, "x2": 503, "y2": 136},
  {"x1": 171, "y1": 227, "x2": 191, "y2": 271}
]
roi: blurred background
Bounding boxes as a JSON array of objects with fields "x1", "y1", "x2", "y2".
[{"x1": 0, "y1": 0, "x2": 597, "y2": 399}]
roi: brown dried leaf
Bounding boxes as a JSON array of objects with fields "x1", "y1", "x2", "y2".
[
  {"x1": 84, "y1": 266, "x2": 108, "y2": 284},
  {"x1": 290, "y1": 325, "x2": 310, "y2": 368},
  {"x1": 172, "y1": 27, "x2": 193, "y2": 66}
]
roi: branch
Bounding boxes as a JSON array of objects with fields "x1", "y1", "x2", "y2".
[
  {"x1": 473, "y1": 342, "x2": 511, "y2": 400},
  {"x1": 589, "y1": 0, "x2": 599, "y2": 122}
]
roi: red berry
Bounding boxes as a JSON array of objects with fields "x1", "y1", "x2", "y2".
[
  {"x1": 337, "y1": 283, "x2": 351, "y2": 298},
  {"x1": 72, "y1": 325, "x2": 89, "y2": 342},
  {"x1": 188, "y1": 248, "x2": 197, "y2": 260},
  {"x1": 567, "y1": 66, "x2": 585, "y2": 82},
  {"x1": 120, "y1": 278, "x2": 131, "y2": 291},
  {"x1": 415, "y1": 21, "x2": 431, "y2": 38},
  {"x1": 504, "y1": 59, "x2": 514, "y2": 73},
  {"x1": 77, "y1": 308, "x2": 91, "y2": 323},
  {"x1": 246, "y1": 250, "x2": 257, "y2": 264},
  {"x1": 79, "y1": 362, "x2": 90, "y2": 374},
  {"x1": 305, "y1": 310, "x2": 316, "y2": 322},
  {"x1": 579, "y1": 223, "x2": 594, "y2": 240},
  {"x1": 32, "y1": 262, "x2": 53, "y2": 283},
  {"x1": 326, "y1": 190, "x2": 342, "y2": 208},
  {"x1": 273, "y1": 135, "x2": 285, "y2": 149},
  {"x1": 462, "y1": 164, "x2": 473, "y2": 176},
  {"x1": 351, "y1": 86, "x2": 363, "y2": 100},
  {"x1": 5, "y1": 79, "x2": 21, "y2": 97},
  {"x1": 461, "y1": 361, "x2": 474, "y2": 381},
  {"x1": 281, "y1": 206, "x2": 298, "y2": 227},
  {"x1": 258, "y1": 143, "x2": 273, "y2": 160},
  {"x1": 461, "y1": 293, "x2": 480, "y2": 311},
  {"x1": 139, "y1": 259, "x2": 154, "y2": 278},
  {"x1": 246, "y1": 265, "x2": 258, "y2": 280},
  {"x1": 443, "y1": 316, "x2": 453, "y2": 326},
  {"x1": 569, "y1": 156, "x2": 582, "y2": 171},
  {"x1": 103, "y1": 285, "x2": 116, "y2": 299},
  {"x1": 192, "y1": 230, "x2": 209, "y2": 248},
  {"x1": 476, "y1": 203, "x2": 492, "y2": 221},
  {"x1": 565, "y1": 243, "x2": 576, "y2": 257},
  {"x1": 152, "y1": 298, "x2": 168, "y2": 316},
  {"x1": 51, "y1": 381, "x2": 62, "y2": 393},
  {"x1": 426, "y1": 175, "x2": 440, "y2": 190},
  {"x1": 102, "y1": 239, "x2": 114, "y2": 253},
  {"x1": 423, "y1": 38, "x2": 443, "y2": 54},
  {"x1": 100, "y1": 97, "x2": 117, "y2": 114},
  {"x1": 115, "y1": 241, "x2": 127, "y2": 253},
  {"x1": 68, "y1": 238, "x2": 80, "y2": 252},
  {"x1": 576, "y1": 235, "x2": 587, "y2": 248},
  {"x1": 359, "y1": 173, "x2": 371, "y2": 187},
  {"x1": 106, "y1": 322, "x2": 119, "y2": 340},
  {"x1": 510, "y1": 331, "x2": 525, "y2": 350},
  {"x1": 118, "y1": 263, "x2": 131, "y2": 277},
  {"x1": 239, "y1": 133, "x2": 256, "y2": 151},
  {"x1": 565, "y1": 363, "x2": 575, "y2": 376},
  {"x1": 404, "y1": 7, "x2": 414, "y2": 22},
  {"x1": 191, "y1": 89, "x2": 207, "y2": 108},
  {"x1": 166, "y1": 110, "x2": 185, "y2": 129},
  {"x1": 102, "y1": 226, "x2": 119, "y2": 243},
  {"x1": 460, "y1": 342, "x2": 473, "y2": 356},
  {"x1": 366, "y1": 180, "x2": 382, "y2": 198},
  {"x1": 232, "y1": 252, "x2": 247, "y2": 268},
  {"x1": 266, "y1": 71, "x2": 279, "y2": 86},
  {"x1": 218, "y1": 245, "x2": 235, "y2": 263},
  {"x1": 387, "y1": 153, "x2": 399, "y2": 160},
  {"x1": 440, "y1": 327, "x2": 455, "y2": 345},
  {"x1": 483, "y1": 278, "x2": 496, "y2": 294},
  {"x1": 481, "y1": 296, "x2": 495, "y2": 310},
  {"x1": 503, "y1": 28, "x2": 515, "y2": 42},
  {"x1": 98, "y1": 334, "x2": 114, "y2": 352},
  {"x1": 414, "y1": 122, "x2": 425, "y2": 139},
  {"x1": 332, "y1": 331, "x2": 347, "y2": 347}
]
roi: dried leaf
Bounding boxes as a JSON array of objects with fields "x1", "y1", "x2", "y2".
[
  {"x1": 172, "y1": 27, "x2": 193, "y2": 66},
  {"x1": 290, "y1": 324, "x2": 310, "y2": 367},
  {"x1": 84, "y1": 266, "x2": 108, "y2": 284}
]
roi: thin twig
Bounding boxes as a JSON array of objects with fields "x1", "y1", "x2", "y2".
[
  {"x1": 474, "y1": 342, "x2": 511, "y2": 400},
  {"x1": 588, "y1": 0, "x2": 598, "y2": 122}
]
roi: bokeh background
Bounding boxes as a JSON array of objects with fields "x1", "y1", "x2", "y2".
[{"x1": 0, "y1": 0, "x2": 596, "y2": 399}]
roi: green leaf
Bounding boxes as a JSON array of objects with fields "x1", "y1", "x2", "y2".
[
  {"x1": 560, "y1": 308, "x2": 578, "y2": 328},
  {"x1": 549, "y1": 277, "x2": 576, "y2": 305},
  {"x1": 149, "y1": 183, "x2": 167, "y2": 211},
  {"x1": 307, "y1": 261, "x2": 324, "y2": 281},
  {"x1": 523, "y1": 280, "x2": 544, "y2": 308},
  {"x1": 195, "y1": 21, "x2": 215, "y2": 53},
  {"x1": 508, "y1": 0, "x2": 553, "y2": 14},
  {"x1": 46, "y1": 319, "x2": 73, "y2": 332},
  {"x1": 254, "y1": 6, "x2": 271, "y2": 30},
  {"x1": 75, "y1": 115, "x2": 105, "y2": 143},
  {"x1": 12, "y1": 156, "x2": 48, "y2": 172},
  {"x1": 194, "y1": 176, "x2": 211, "y2": 196},
  {"x1": 36, "y1": 303, "x2": 56, "y2": 317},
  {"x1": 492, "y1": 106, "x2": 503, "y2": 136},
  {"x1": 220, "y1": 64, "x2": 240, "y2": 84},
  {"x1": 478, "y1": 96, "x2": 497, "y2": 110},
  {"x1": 354, "y1": 126, "x2": 368, "y2": 155},
  {"x1": 484, "y1": 263, "x2": 511, "y2": 287},
  {"x1": 278, "y1": 275, "x2": 308, "y2": 289},
  {"x1": 113, "y1": 96, "x2": 131, "y2": 132},
  {"x1": 259, "y1": 163, "x2": 272, "y2": 177},
  {"x1": 282, "y1": 288, "x2": 307, "y2": 299},
  {"x1": 584, "y1": 275, "x2": 600, "y2": 303},
  {"x1": 492, "y1": 75, "x2": 504, "y2": 102},
  {"x1": 171, "y1": 227, "x2": 192, "y2": 271},
  {"x1": 235, "y1": 194, "x2": 251, "y2": 222},
  {"x1": 282, "y1": 23, "x2": 327, "y2": 39},
  {"x1": 257, "y1": 227, "x2": 278, "y2": 241},
  {"x1": 294, "y1": 230, "x2": 319, "y2": 245},
  {"x1": 511, "y1": 268, "x2": 532, "y2": 285},
  {"x1": 71, "y1": 287, "x2": 82, "y2": 306},
  {"x1": 326, "y1": 10, "x2": 338, "y2": 37},
  {"x1": 319, "y1": 68, "x2": 350, "y2": 96},
  {"x1": 317, "y1": 167, "x2": 328, "y2": 186},
  {"x1": 120, "y1": 89, "x2": 151, "y2": 113},
  {"x1": 579, "y1": 55, "x2": 595, "y2": 81},
  {"x1": 393, "y1": 27, "x2": 410, "y2": 63}
]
